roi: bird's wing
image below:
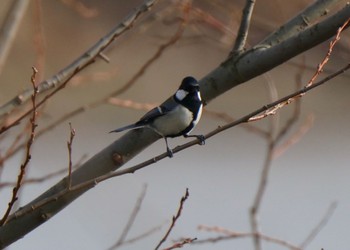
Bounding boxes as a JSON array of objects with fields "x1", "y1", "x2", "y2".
[
  {"x1": 137, "y1": 97, "x2": 175, "y2": 124},
  {"x1": 110, "y1": 97, "x2": 176, "y2": 133}
]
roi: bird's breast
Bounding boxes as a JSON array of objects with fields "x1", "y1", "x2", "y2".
[{"x1": 151, "y1": 105, "x2": 193, "y2": 137}]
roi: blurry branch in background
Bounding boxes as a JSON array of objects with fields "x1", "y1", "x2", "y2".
[
  {"x1": 107, "y1": 184, "x2": 148, "y2": 250},
  {"x1": 112, "y1": 224, "x2": 164, "y2": 249},
  {"x1": 0, "y1": 0, "x2": 158, "y2": 120},
  {"x1": 33, "y1": 0, "x2": 47, "y2": 82},
  {"x1": 0, "y1": 67, "x2": 38, "y2": 226},
  {"x1": 249, "y1": 57, "x2": 307, "y2": 250},
  {"x1": 231, "y1": 0, "x2": 255, "y2": 54},
  {"x1": 299, "y1": 202, "x2": 337, "y2": 249},
  {"x1": 272, "y1": 114, "x2": 314, "y2": 159},
  {"x1": 155, "y1": 188, "x2": 192, "y2": 250},
  {"x1": 195, "y1": 225, "x2": 301, "y2": 250},
  {"x1": 60, "y1": 0, "x2": 99, "y2": 18},
  {"x1": 0, "y1": 0, "x2": 30, "y2": 76}
]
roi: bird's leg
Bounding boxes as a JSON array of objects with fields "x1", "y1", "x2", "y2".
[
  {"x1": 184, "y1": 134, "x2": 205, "y2": 145},
  {"x1": 146, "y1": 127, "x2": 174, "y2": 158},
  {"x1": 164, "y1": 137, "x2": 173, "y2": 158}
]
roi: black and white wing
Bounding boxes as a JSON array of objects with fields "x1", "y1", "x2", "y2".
[{"x1": 136, "y1": 97, "x2": 174, "y2": 126}]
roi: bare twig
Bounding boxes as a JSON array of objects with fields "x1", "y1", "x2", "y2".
[
  {"x1": 155, "y1": 188, "x2": 190, "y2": 250},
  {"x1": 306, "y1": 17, "x2": 350, "y2": 88},
  {"x1": 162, "y1": 237, "x2": 197, "y2": 250},
  {"x1": 0, "y1": 67, "x2": 39, "y2": 226},
  {"x1": 231, "y1": 0, "x2": 256, "y2": 54},
  {"x1": 67, "y1": 123, "x2": 76, "y2": 189},
  {"x1": 107, "y1": 184, "x2": 148, "y2": 250}
]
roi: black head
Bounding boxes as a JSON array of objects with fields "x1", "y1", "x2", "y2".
[{"x1": 179, "y1": 76, "x2": 199, "y2": 93}]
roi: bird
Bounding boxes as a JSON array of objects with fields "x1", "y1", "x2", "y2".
[{"x1": 110, "y1": 76, "x2": 205, "y2": 157}]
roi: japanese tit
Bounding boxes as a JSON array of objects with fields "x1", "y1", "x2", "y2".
[{"x1": 110, "y1": 76, "x2": 205, "y2": 157}]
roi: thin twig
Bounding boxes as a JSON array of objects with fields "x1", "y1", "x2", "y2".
[
  {"x1": 0, "y1": 67, "x2": 38, "y2": 226},
  {"x1": 162, "y1": 237, "x2": 197, "y2": 250},
  {"x1": 306, "y1": 17, "x2": 350, "y2": 88},
  {"x1": 155, "y1": 188, "x2": 190, "y2": 250},
  {"x1": 67, "y1": 123, "x2": 76, "y2": 189},
  {"x1": 107, "y1": 184, "x2": 148, "y2": 250}
]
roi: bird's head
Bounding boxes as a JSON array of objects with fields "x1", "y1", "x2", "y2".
[
  {"x1": 175, "y1": 76, "x2": 199, "y2": 101},
  {"x1": 179, "y1": 76, "x2": 199, "y2": 92}
]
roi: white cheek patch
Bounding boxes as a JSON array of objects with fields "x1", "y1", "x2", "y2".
[{"x1": 175, "y1": 89, "x2": 188, "y2": 101}]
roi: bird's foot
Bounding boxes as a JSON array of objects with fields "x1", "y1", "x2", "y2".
[
  {"x1": 184, "y1": 134, "x2": 206, "y2": 145},
  {"x1": 167, "y1": 148, "x2": 174, "y2": 158},
  {"x1": 195, "y1": 135, "x2": 205, "y2": 145}
]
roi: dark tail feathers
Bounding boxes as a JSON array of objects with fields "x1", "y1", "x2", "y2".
[{"x1": 109, "y1": 123, "x2": 144, "y2": 133}]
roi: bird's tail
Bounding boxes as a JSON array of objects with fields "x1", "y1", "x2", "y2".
[{"x1": 109, "y1": 123, "x2": 145, "y2": 133}]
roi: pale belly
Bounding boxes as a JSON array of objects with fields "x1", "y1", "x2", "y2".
[{"x1": 151, "y1": 105, "x2": 193, "y2": 137}]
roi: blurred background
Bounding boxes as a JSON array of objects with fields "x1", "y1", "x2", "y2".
[{"x1": 0, "y1": 0, "x2": 350, "y2": 249}]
